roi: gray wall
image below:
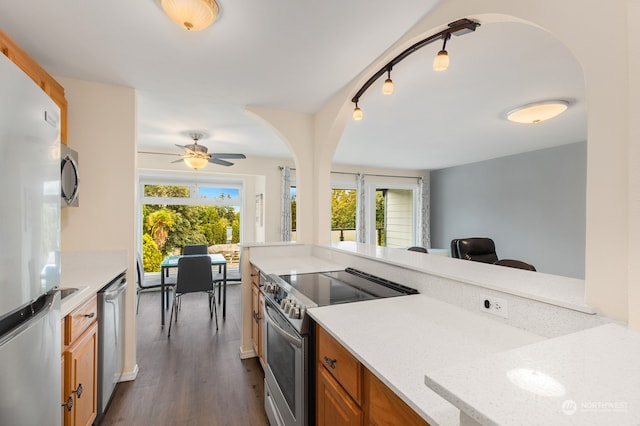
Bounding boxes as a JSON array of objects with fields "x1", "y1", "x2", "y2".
[{"x1": 430, "y1": 142, "x2": 586, "y2": 278}]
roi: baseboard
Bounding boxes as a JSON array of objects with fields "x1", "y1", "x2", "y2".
[
  {"x1": 119, "y1": 364, "x2": 139, "y2": 382},
  {"x1": 239, "y1": 347, "x2": 257, "y2": 359}
]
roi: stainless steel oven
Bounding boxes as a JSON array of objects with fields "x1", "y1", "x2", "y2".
[
  {"x1": 262, "y1": 268, "x2": 418, "y2": 426},
  {"x1": 264, "y1": 299, "x2": 308, "y2": 426}
]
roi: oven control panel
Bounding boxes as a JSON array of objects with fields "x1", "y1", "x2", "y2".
[{"x1": 262, "y1": 275, "x2": 312, "y2": 333}]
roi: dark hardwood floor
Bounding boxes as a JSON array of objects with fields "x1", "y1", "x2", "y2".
[{"x1": 100, "y1": 283, "x2": 269, "y2": 426}]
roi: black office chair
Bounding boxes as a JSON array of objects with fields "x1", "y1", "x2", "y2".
[
  {"x1": 407, "y1": 246, "x2": 428, "y2": 253},
  {"x1": 168, "y1": 255, "x2": 218, "y2": 337},
  {"x1": 182, "y1": 244, "x2": 208, "y2": 255},
  {"x1": 450, "y1": 239, "x2": 461, "y2": 258},
  {"x1": 494, "y1": 259, "x2": 536, "y2": 271},
  {"x1": 452, "y1": 238, "x2": 499, "y2": 264},
  {"x1": 136, "y1": 253, "x2": 175, "y2": 314}
]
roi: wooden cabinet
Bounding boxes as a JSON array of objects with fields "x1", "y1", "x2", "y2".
[
  {"x1": 317, "y1": 362, "x2": 363, "y2": 426},
  {"x1": 0, "y1": 29, "x2": 67, "y2": 143},
  {"x1": 317, "y1": 326, "x2": 363, "y2": 425},
  {"x1": 365, "y1": 369, "x2": 429, "y2": 426},
  {"x1": 61, "y1": 296, "x2": 99, "y2": 426},
  {"x1": 250, "y1": 264, "x2": 265, "y2": 366},
  {"x1": 316, "y1": 324, "x2": 429, "y2": 426}
]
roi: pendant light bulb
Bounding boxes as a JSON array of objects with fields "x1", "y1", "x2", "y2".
[
  {"x1": 433, "y1": 33, "x2": 451, "y2": 71},
  {"x1": 353, "y1": 103, "x2": 363, "y2": 121},
  {"x1": 382, "y1": 68, "x2": 394, "y2": 95},
  {"x1": 433, "y1": 50, "x2": 449, "y2": 71}
]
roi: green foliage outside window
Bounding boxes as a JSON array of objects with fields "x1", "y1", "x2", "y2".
[
  {"x1": 142, "y1": 234, "x2": 162, "y2": 272},
  {"x1": 142, "y1": 185, "x2": 241, "y2": 271}
]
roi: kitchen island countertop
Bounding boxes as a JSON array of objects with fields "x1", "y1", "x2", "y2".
[
  {"x1": 308, "y1": 294, "x2": 544, "y2": 426},
  {"x1": 424, "y1": 323, "x2": 640, "y2": 426}
]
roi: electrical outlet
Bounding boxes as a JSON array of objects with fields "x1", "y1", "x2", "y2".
[{"x1": 480, "y1": 294, "x2": 509, "y2": 318}]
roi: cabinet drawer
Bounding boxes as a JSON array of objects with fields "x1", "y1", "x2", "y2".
[
  {"x1": 65, "y1": 296, "x2": 98, "y2": 345},
  {"x1": 317, "y1": 325, "x2": 362, "y2": 405},
  {"x1": 250, "y1": 264, "x2": 260, "y2": 286}
]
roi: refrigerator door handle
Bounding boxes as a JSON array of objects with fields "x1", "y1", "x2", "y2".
[{"x1": 0, "y1": 292, "x2": 56, "y2": 346}]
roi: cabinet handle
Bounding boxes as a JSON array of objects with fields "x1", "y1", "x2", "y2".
[
  {"x1": 72, "y1": 383, "x2": 83, "y2": 399},
  {"x1": 84, "y1": 312, "x2": 95, "y2": 319},
  {"x1": 323, "y1": 356, "x2": 337, "y2": 369},
  {"x1": 61, "y1": 396, "x2": 74, "y2": 412}
]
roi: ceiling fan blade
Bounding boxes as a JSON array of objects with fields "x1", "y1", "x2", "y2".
[
  {"x1": 171, "y1": 158, "x2": 184, "y2": 163},
  {"x1": 209, "y1": 158, "x2": 234, "y2": 166},
  {"x1": 211, "y1": 153, "x2": 246, "y2": 159}
]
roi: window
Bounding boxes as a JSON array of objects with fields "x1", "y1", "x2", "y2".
[
  {"x1": 331, "y1": 188, "x2": 357, "y2": 242},
  {"x1": 139, "y1": 181, "x2": 242, "y2": 272}
]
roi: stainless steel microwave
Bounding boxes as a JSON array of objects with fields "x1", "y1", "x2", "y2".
[{"x1": 60, "y1": 144, "x2": 79, "y2": 207}]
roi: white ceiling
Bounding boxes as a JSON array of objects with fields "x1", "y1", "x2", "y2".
[{"x1": 0, "y1": 1, "x2": 586, "y2": 170}]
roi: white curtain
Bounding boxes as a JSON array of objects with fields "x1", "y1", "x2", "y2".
[
  {"x1": 355, "y1": 173, "x2": 366, "y2": 243},
  {"x1": 418, "y1": 174, "x2": 430, "y2": 248},
  {"x1": 280, "y1": 166, "x2": 292, "y2": 241}
]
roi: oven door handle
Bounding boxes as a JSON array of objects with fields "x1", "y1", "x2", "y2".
[{"x1": 265, "y1": 306, "x2": 302, "y2": 348}]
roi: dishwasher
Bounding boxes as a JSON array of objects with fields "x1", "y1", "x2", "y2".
[{"x1": 97, "y1": 272, "x2": 127, "y2": 421}]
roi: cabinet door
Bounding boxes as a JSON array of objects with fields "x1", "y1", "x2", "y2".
[
  {"x1": 365, "y1": 370, "x2": 429, "y2": 426},
  {"x1": 66, "y1": 322, "x2": 98, "y2": 426},
  {"x1": 61, "y1": 354, "x2": 66, "y2": 426},
  {"x1": 317, "y1": 364, "x2": 363, "y2": 426},
  {"x1": 258, "y1": 292, "x2": 265, "y2": 363},
  {"x1": 251, "y1": 283, "x2": 259, "y2": 354}
]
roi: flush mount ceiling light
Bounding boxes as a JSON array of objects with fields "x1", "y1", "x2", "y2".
[
  {"x1": 351, "y1": 18, "x2": 479, "y2": 121},
  {"x1": 507, "y1": 100, "x2": 569, "y2": 124},
  {"x1": 161, "y1": 0, "x2": 220, "y2": 31}
]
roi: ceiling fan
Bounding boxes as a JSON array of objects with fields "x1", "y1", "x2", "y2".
[{"x1": 173, "y1": 133, "x2": 246, "y2": 169}]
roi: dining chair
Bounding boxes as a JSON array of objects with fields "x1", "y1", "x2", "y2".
[
  {"x1": 452, "y1": 237, "x2": 499, "y2": 264},
  {"x1": 407, "y1": 246, "x2": 428, "y2": 253},
  {"x1": 136, "y1": 252, "x2": 176, "y2": 314},
  {"x1": 182, "y1": 244, "x2": 208, "y2": 255},
  {"x1": 168, "y1": 255, "x2": 218, "y2": 337},
  {"x1": 494, "y1": 259, "x2": 537, "y2": 271}
]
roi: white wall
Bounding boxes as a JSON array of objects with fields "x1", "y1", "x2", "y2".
[{"x1": 58, "y1": 77, "x2": 138, "y2": 376}]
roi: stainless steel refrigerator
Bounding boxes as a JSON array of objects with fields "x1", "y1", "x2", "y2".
[{"x1": 0, "y1": 53, "x2": 62, "y2": 425}]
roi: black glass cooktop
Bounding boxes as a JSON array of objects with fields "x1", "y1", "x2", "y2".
[{"x1": 278, "y1": 268, "x2": 418, "y2": 307}]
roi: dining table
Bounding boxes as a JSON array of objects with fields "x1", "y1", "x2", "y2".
[{"x1": 159, "y1": 253, "x2": 228, "y2": 327}]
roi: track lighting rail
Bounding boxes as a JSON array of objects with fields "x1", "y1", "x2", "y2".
[{"x1": 350, "y1": 18, "x2": 480, "y2": 105}]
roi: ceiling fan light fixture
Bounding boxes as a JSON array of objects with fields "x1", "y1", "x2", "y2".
[
  {"x1": 507, "y1": 100, "x2": 569, "y2": 124},
  {"x1": 161, "y1": 0, "x2": 219, "y2": 31},
  {"x1": 183, "y1": 156, "x2": 208, "y2": 170}
]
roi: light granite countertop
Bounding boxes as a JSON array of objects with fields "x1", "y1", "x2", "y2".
[
  {"x1": 424, "y1": 323, "x2": 640, "y2": 426},
  {"x1": 59, "y1": 250, "x2": 128, "y2": 316},
  {"x1": 308, "y1": 295, "x2": 543, "y2": 426}
]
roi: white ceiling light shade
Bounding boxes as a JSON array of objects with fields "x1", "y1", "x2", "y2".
[
  {"x1": 161, "y1": 0, "x2": 219, "y2": 31},
  {"x1": 507, "y1": 100, "x2": 569, "y2": 124},
  {"x1": 433, "y1": 50, "x2": 450, "y2": 71},
  {"x1": 382, "y1": 68, "x2": 394, "y2": 95},
  {"x1": 433, "y1": 33, "x2": 451, "y2": 71},
  {"x1": 183, "y1": 156, "x2": 208, "y2": 169},
  {"x1": 352, "y1": 104, "x2": 363, "y2": 121}
]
